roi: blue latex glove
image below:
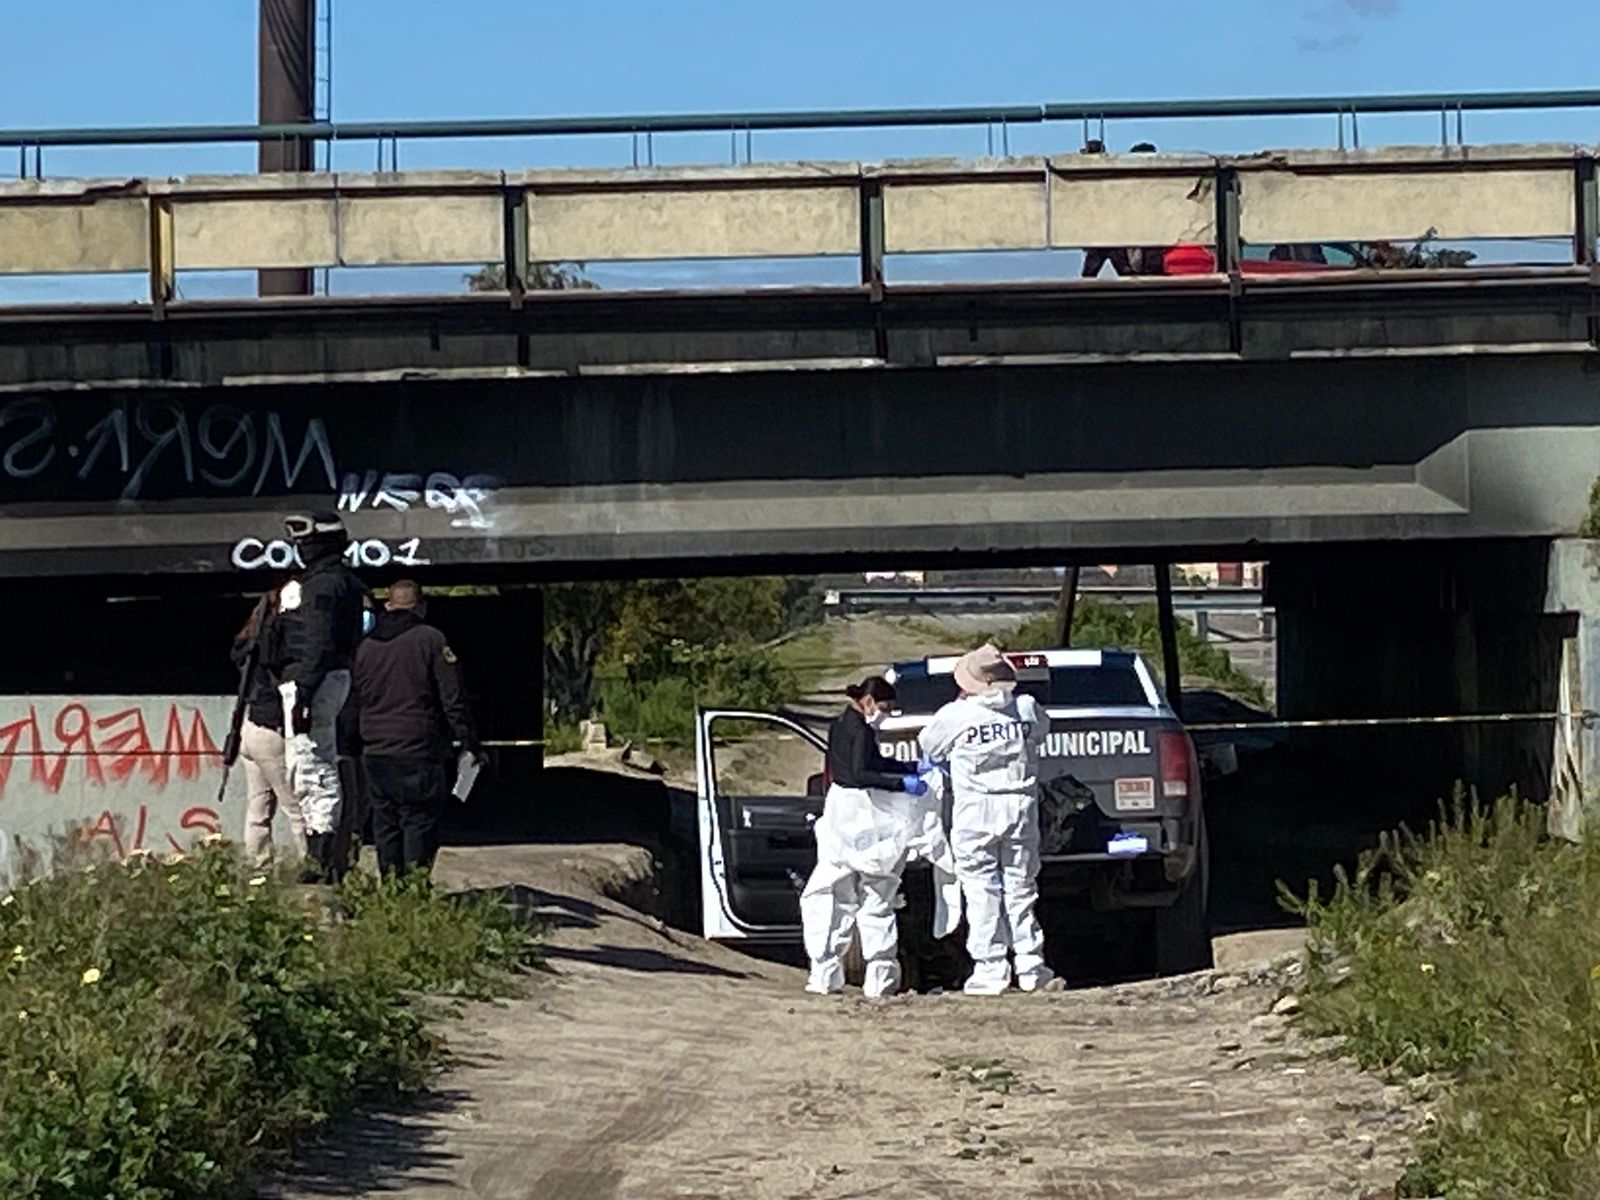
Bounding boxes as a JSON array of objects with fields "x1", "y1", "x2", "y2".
[
  {"x1": 902, "y1": 776, "x2": 930, "y2": 797},
  {"x1": 916, "y1": 754, "x2": 936, "y2": 774}
]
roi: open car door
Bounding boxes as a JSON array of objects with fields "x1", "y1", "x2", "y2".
[{"x1": 696, "y1": 709, "x2": 828, "y2": 942}]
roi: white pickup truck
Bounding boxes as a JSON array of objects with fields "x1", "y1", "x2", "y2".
[{"x1": 694, "y1": 648, "x2": 1211, "y2": 979}]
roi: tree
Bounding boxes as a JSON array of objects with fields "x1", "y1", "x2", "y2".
[
  {"x1": 464, "y1": 262, "x2": 596, "y2": 292},
  {"x1": 543, "y1": 581, "x2": 630, "y2": 725},
  {"x1": 543, "y1": 576, "x2": 812, "y2": 734},
  {"x1": 605, "y1": 578, "x2": 791, "y2": 669}
]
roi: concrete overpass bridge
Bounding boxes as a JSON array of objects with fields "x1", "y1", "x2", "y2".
[
  {"x1": 3, "y1": 92, "x2": 1600, "y2": 833},
  {"x1": 0, "y1": 122, "x2": 1598, "y2": 578}
]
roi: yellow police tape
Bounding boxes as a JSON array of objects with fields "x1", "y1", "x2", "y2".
[{"x1": 479, "y1": 709, "x2": 1599, "y2": 748}]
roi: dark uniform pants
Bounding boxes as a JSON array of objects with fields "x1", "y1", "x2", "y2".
[{"x1": 366, "y1": 756, "x2": 449, "y2": 878}]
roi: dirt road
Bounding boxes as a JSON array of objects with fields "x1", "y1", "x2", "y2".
[{"x1": 268, "y1": 846, "x2": 1410, "y2": 1200}]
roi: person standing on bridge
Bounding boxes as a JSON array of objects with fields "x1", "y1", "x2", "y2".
[
  {"x1": 277, "y1": 512, "x2": 368, "y2": 883},
  {"x1": 801, "y1": 677, "x2": 934, "y2": 998},
  {"x1": 352, "y1": 580, "x2": 484, "y2": 880},
  {"x1": 919, "y1": 645, "x2": 1059, "y2": 995},
  {"x1": 1080, "y1": 142, "x2": 1167, "y2": 279}
]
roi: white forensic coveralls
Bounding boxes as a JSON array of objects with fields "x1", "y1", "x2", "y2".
[
  {"x1": 801, "y1": 781, "x2": 920, "y2": 997},
  {"x1": 903, "y1": 772, "x2": 964, "y2": 944},
  {"x1": 919, "y1": 687, "x2": 1053, "y2": 993}
]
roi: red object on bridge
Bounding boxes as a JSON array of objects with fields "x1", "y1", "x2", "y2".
[
  {"x1": 1163, "y1": 244, "x2": 1216, "y2": 275},
  {"x1": 1162, "y1": 244, "x2": 1346, "y2": 276}
]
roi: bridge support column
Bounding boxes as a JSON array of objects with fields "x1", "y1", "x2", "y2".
[
  {"x1": 1540, "y1": 540, "x2": 1600, "y2": 838},
  {"x1": 1268, "y1": 541, "x2": 1570, "y2": 825}
]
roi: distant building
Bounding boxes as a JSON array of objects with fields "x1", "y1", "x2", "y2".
[{"x1": 1177, "y1": 562, "x2": 1263, "y2": 587}]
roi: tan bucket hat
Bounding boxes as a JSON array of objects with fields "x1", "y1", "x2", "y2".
[{"x1": 954, "y1": 644, "x2": 1017, "y2": 695}]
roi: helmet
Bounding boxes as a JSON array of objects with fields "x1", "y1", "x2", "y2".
[
  {"x1": 285, "y1": 511, "x2": 347, "y2": 565},
  {"x1": 284, "y1": 511, "x2": 346, "y2": 544}
]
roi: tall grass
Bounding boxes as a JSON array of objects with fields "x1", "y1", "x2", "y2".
[
  {"x1": 0, "y1": 847, "x2": 537, "y2": 1198},
  {"x1": 1290, "y1": 795, "x2": 1600, "y2": 1198}
]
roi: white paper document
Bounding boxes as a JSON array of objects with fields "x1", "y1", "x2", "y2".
[{"x1": 452, "y1": 751, "x2": 481, "y2": 802}]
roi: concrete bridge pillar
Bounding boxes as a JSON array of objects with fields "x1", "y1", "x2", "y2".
[
  {"x1": 1267, "y1": 541, "x2": 1571, "y2": 827},
  {"x1": 1539, "y1": 540, "x2": 1600, "y2": 839}
]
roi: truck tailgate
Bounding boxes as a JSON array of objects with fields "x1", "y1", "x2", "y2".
[{"x1": 1037, "y1": 713, "x2": 1184, "y2": 857}]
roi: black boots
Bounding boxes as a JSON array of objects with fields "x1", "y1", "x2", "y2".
[{"x1": 299, "y1": 833, "x2": 335, "y2": 885}]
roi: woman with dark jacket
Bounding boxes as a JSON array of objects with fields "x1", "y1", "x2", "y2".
[
  {"x1": 799, "y1": 677, "x2": 933, "y2": 997},
  {"x1": 231, "y1": 587, "x2": 305, "y2": 865}
]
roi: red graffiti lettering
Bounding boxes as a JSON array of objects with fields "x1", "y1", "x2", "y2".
[
  {"x1": 0, "y1": 708, "x2": 40, "y2": 796},
  {"x1": 76, "y1": 806, "x2": 153, "y2": 860},
  {"x1": 149, "y1": 707, "x2": 222, "y2": 787},
  {"x1": 96, "y1": 707, "x2": 153, "y2": 783},
  {"x1": 86, "y1": 809, "x2": 126, "y2": 858},
  {"x1": 33, "y1": 703, "x2": 103, "y2": 794},
  {"x1": 181, "y1": 807, "x2": 221, "y2": 836},
  {"x1": 0, "y1": 701, "x2": 223, "y2": 800},
  {"x1": 168, "y1": 807, "x2": 221, "y2": 854}
]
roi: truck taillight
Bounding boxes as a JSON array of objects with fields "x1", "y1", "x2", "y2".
[{"x1": 1158, "y1": 731, "x2": 1196, "y2": 801}]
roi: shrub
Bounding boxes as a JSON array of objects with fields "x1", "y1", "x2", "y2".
[
  {"x1": 599, "y1": 639, "x2": 799, "y2": 747},
  {"x1": 0, "y1": 848, "x2": 536, "y2": 1198},
  {"x1": 1009, "y1": 599, "x2": 1268, "y2": 707},
  {"x1": 1290, "y1": 796, "x2": 1600, "y2": 1198}
]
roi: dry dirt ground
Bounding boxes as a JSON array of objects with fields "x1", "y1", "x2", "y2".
[{"x1": 265, "y1": 845, "x2": 1411, "y2": 1200}]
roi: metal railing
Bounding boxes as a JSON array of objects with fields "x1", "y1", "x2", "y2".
[
  {"x1": 2, "y1": 143, "x2": 1596, "y2": 316},
  {"x1": 826, "y1": 585, "x2": 1266, "y2": 613},
  {"x1": 6, "y1": 87, "x2": 1600, "y2": 176}
]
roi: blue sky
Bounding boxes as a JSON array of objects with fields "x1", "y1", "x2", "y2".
[
  {"x1": 5, "y1": 0, "x2": 1597, "y2": 174},
  {"x1": 2, "y1": 1, "x2": 1596, "y2": 297}
]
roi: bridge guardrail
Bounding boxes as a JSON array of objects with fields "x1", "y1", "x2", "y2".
[{"x1": 0, "y1": 144, "x2": 1594, "y2": 311}]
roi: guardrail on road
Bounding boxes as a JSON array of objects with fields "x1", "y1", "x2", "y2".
[
  {"x1": 1, "y1": 143, "x2": 1594, "y2": 311},
  {"x1": 825, "y1": 585, "x2": 1267, "y2": 613}
]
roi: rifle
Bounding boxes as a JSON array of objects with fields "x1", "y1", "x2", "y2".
[{"x1": 218, "y1": 595, "x2": 271, "y2": 804}]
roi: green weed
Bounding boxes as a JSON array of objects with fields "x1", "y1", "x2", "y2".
[
  {"x1": 0, "y1": 847, "x2": 538, "y2": 1198},
  {"x1": 1289, "y1": 795, "x2": 1600, "y2": 1197},
  {"x1": 936, "y1": 1056, "x2": 1020, "y2": 1094}
]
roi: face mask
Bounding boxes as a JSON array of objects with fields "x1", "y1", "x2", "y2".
[{"x1": 865, "y1": 709, "x2": 886, "y2": 729}]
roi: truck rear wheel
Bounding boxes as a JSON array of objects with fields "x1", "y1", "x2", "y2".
[{"x1": 1153, "y1": 814, "x2": 1212, "y2": 976}]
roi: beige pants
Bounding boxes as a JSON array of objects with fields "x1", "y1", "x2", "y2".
[{"x1": 241, "y1": 718, "x2": 305, "y2": 862}]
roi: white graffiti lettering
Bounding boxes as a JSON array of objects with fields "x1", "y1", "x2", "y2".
[
  {"x1": 338, "y1": 469, "x2": 499, "y2": 531},
  {"x1": 230, "y1": 537, "x2": 430, "y2": 572},
  {"x1": 0, "y1": 397, "x2": 337, "y2": 500}
]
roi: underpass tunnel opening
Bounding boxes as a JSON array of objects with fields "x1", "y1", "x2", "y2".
[
  {"x1": 1211, "y1": 537, "x2": 1575, "y2": 932},
  {"x1": 1, "y1": 537, "x2": 1587, "y2": 976},
  {"x1": 0, "y1": 573, "x2": 547, "y2": 853},
  {"x1": 611, "y1": 544, "x2": 1578, "y2": 946},
  {"x1": 0, "y1": 576, "x2": 542, "y2": 745}
]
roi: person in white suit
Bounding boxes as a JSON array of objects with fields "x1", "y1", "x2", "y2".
[
  {"x1": 800, "y1": 676, "x2": 937, "y2": 998},
  {"x1": 919, "y1": 645, "x2": 1061, "y2": 995}
]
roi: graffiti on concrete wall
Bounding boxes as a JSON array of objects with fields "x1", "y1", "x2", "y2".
[
  {"x1": 1, "y1": 396, "x2": 504, "y2": 568},
  {"x1": 0, "y1": 397, "x2": 337, "y2": 500},
  {"x1": 229, "y1": 536, "x2": 432, "y2": 572},
  {"x1": 338, "y1": 470, "x2": 500, "y2": 531},
  {"x1": 0, "y1": 696, "x2": 248, "y2": 882}
]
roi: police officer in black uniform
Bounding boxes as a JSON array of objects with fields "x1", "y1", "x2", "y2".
[
  {"x1": 352, "y1": 579, "x2": 484, "y2": 879},
  {"x1": 276, "y1": 511, "x2": 369, "y2": 882}
]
